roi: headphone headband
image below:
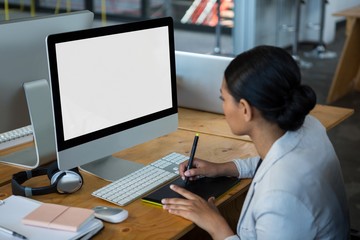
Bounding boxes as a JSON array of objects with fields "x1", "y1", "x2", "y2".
[{"x1": 11, "y1": 162, "x2": 83, "y2": 197}]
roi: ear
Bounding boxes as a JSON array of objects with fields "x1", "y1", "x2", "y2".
[{"x1": 239, "y1": 99, "x2": 253, "y2": 122}]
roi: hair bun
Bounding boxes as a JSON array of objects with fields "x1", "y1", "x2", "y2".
[{"x1": 277, "y1": 84, "x2": 316, "y2": 131}]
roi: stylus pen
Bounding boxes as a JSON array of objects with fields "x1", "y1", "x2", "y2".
[
  {"x1": 185, "y1": 133, "x2": 199, "y2": 185},
  {"x1": 0, "y1": 225, "x2": 27, "y2": 240}
]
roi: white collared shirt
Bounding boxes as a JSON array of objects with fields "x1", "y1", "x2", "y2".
[{"x1": 227, "y1": 115, "x2": 349, "y2": 240}]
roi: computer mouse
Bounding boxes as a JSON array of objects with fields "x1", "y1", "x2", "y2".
[{"x1": 93, "y1": 206, "x2": 129, "y2": 223}]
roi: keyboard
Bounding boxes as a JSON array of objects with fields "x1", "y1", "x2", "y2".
[
  {"x1": 92, "y1": 152, "x2": 188, "y2": 206},
  {"x1": 0, "y1": 125, "x2": 34, "y2": 151}
]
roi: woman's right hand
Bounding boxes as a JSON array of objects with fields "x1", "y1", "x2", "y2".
[{"x1": 179, "y1": 158, "x2": 238, "y2": 181}]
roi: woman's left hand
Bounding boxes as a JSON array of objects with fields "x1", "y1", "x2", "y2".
[{"x1": 161, "y1": 184, "x2": 234, "y2": 240}]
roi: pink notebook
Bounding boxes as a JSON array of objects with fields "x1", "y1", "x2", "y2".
[{"x1": 22, "y1": 203, "x2": 94, "y2": 232}]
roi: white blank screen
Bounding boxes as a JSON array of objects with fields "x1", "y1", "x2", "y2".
[{"x1": 55, "y1": 26, "x2": 172, "y2": 140}]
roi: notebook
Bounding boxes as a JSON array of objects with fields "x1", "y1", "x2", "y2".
[
  {"x1": 22, "y1": 203, "x2": 94, "y2": 232},
  {"x1": 0, "y1": 195, "x2": 103, "y2": 240},
  {"x1": 175, "y1": 51, "x2": 233, "y2": 114},
  {"x1": 142, "y1": 176, "x2": 240, "y2": 206}
]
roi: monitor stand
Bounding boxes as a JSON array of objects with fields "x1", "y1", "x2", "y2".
[
  {"x1": 0, "y1": 79, "x2": 56, "y2": 168},
  {"x1": 0, "y1": 147, "x2": 37, "y2": 167},
  {"x1": 80, "y1": 156, "x2": 144, "y2": 182}
]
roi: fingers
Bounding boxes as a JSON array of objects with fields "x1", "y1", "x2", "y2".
[
  {"x1": 179, "y1": 159, "x2": 203, "y2": 180},
  {"x1": 208, "y1": 196, "x2": 216, "y2": 205},
  {"x1": 179, "y1": 161, "x2": 188, "y2": 180},
  {"x1": 162, "y1": 185, "x2": 204, "y2": 221},
  {"x1": 161, "y1": 185, "x2": 216, "y2": 209},
  {"x1": 184, "y1": 167, "x2": 206, "y2": 179},
  {"x1": 161, "y1": 185, "x2": 202, "y2": 208},
  {"x1": 161, "y1": 185, "x2": 195, "y2": 216},
  {"x1": 169, "y1": 184, "x2": 199, "y2": 200},
  {"x1": 162, "y1": 203, "x2": 194, "y2": 220},
  {"x1": 179, "y1": 158, "x2": 213, "y2": 180},
  {"x1": 207, "y1": 196, "x2": 220, "y2": 213},
  {"x1": 162, "y1": 185, "x2": 223, "y2": 230}
]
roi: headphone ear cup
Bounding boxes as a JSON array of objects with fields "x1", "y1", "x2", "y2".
[{"x1": 51, "y1": 170, "x2": 83, "y2": 194}]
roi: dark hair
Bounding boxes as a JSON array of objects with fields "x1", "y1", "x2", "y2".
[{"x1": 224, "y1": 45, "x2": 316, "y2": 131}]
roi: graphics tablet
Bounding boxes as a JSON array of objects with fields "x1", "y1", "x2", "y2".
[{"x1": 142, "y1": 176, "x2": 240, "y2": 206}]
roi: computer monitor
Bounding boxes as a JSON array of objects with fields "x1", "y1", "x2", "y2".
[
  {"x1": 0, "y1": 10, "x2": 94, "y2": 135},
  {"x1": 175, "y1": 51, "x2": 233, "y2": 114},
  {"x1": 46, "y1": 17, "x2": 178, "y2": 181},
  {"x1": 0, "y1": 11, "x2": 94, "y2": 168}
]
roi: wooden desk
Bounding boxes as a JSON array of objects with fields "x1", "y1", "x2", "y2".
[
  {"x1": 327, "y1": 5, "x2": 360, "y2": 103},
  {"x1": 0, "y1": 105, "x2": 354, "y2": 187},
  {"x1": 178, "y1": 104, "x2": 354, "y2": 141},
  {"x1": 0, "y1": 104, "x2": 354, "y2": 239},
  {"x1": 0, "y1": 130, "x2": 255, "y2": 239}
]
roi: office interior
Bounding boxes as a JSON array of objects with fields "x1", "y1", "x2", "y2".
[{"x1": 1, "y1": 0, "x2": 360, "y2": 235}]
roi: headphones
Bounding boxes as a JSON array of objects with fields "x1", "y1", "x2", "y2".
[{"x1": 11, "y1": 162, "x2": 83, "y2": 197}]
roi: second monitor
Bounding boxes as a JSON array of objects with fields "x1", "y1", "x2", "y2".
[
  {"x1": 0, "y1": 10, "x2": 94, "y2": 135},
  {"x1": 176, "y1": 51, "x2": 233, "y2": 114},
  {"x1": 0, "y1": 10, "x2": 94, "y2": 168}
]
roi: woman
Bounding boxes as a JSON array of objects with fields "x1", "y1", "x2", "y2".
[{"x1": 161, "y1": 46, "x2": 349, "y2": 239}]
